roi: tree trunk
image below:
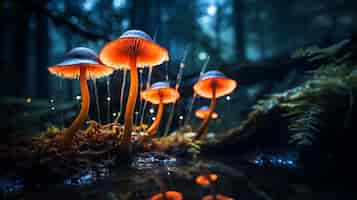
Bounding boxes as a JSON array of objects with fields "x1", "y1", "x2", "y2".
[
  {"x1": 5, "y1": 2, "x2": 29, "y2": 97},
  {"x1": 233, "y1": 0, "x2": 247, "y2": 61},
  {"x1": 215, "y1": 5, "x2": 222, "y2": 53},
  {"x1": 130, "y1": 0, "x2": 152, "y2": 34},
  {"x1": 35, "y1": 0, "x2": 49, "y2": 98}
]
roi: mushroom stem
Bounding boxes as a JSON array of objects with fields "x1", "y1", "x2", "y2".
[
  {"x1": 63, "y1": 67, "x2": 90, "y2": 147},
  {"x1": 121, "y1": 56, "x2": 138, "y2": 155},
  {"x1": 147, "y1": 100, "x2": 164, "y2": 136},
  {"x1": 195, "y1": 87, "x2": 216, "y2": 140}
]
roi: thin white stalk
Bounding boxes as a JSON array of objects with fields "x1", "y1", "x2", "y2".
[
  {"x1": 163, "y1": 46, "x2": 189, "y2": 135},
  {"x1": 115, "y1": 70, "x2": 127, "y2": 123},
  {"x1": 140, "y1": 66, "x2": 153, "y2": 125},
  {"x1": 183, "y1": 56, "x2": 210, "y2": 127},
  {"x1": 135, "y1": 69, "x2": 144, "y2": 125},
  {"x1": 93, "y1": 79, "x2": 101, "y2": 123},
  {"x1": 106, "y1": 77, "x2": 111, "y2": 123}
]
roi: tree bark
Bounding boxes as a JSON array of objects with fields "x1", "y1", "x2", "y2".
[
  {"x1": 233, "y1": 0, "x2": 247, "y2": 61},
  {"x1": 35, "y1": 0, "x2": 49, "y2": 98},
  {"x1": 10, "y1": 2, "x2": 29, "y2": 97}
]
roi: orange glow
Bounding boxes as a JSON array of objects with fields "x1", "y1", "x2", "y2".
[
  {"x1": 146, "y1": 101, "x2": 164, "y2": 136},
  {"x1": 62, "y1": 67, "x2": 90, "y2": 147},
  {"x1": 99, "y1": 38, "x2": 169, "y2": 70},
  {"x1": 120, "y1": 56, "x2": 138, "y2": 155},
  {"x1": 195, "y1": 174, "x2": 219, "y2": 186},
  {"x1": 141, "y1": 87, "x2": 180, "y2": 104},
  {"x1": 195, "y1": 86, "x2": 217, "y2": 140},
  {"x1": 202, "y1": 194, "x2": 235, "y2": 200},
  {"x1": 48, "y1": 64, "x2": 114, "y2": 79},
  {"x1": 47, "y1": 47, "x2": 114, "y2": 147},
  {"x1": 142, "y1": 84, "x2": 179, "y2": 135},
  {"x1": 193, "y1": 77, "x2": 237, "y2": 99},
  {"x1": 195, "y1": 109, "x2": 218, "y2": 119},
  {"x1": 99, "y1": 30, "x2": 169, "y2": 156},
  {"x1": 150, "y1": 191, "x2": 183, "y2": 200}
]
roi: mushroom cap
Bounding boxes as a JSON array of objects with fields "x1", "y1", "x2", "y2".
[
  {"x1": 202, "y1": 194, "x2": 234, "y2": 200},
  {"x1": 193, "y1": 70, "x2": 237, "y2": 99},
  {"x1": 195, "y1": 106, "x2": 219, "y2": 119},
  {"x1": 99, "y1": 30, "x2": 169, "y2": 70},
  {"x1": 150, "y1": 191, "x2": 183, "y2": 200},
  {"x1": 195, "y1": 174, "x2": 218, "y2": 186},
  {"x1": 48, "y1": 47, "x2": 114, "y2": 79},
  {"x1": 141, "y1": 81, "x2": 180, "y2": 104}
]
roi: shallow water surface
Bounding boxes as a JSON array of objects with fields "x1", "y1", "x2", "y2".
[
  {"x1": 1, "y1": 152, "x2": 277, "y2": 200},
  {"x1": 2, "y1": 152, "x2": 351, "y2": 200}
]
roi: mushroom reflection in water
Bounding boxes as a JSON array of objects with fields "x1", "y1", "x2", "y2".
[
  {"x1": 195, "y1": 173, "x2": 218, "y2": 186},
  {"x1": 48, "y1": 47, "x2": 114, "y2": 147},
  {"x1": 193, "y1": 70, "x2": 237, "y2": 140},
  {"x1": 202, "y1": 194, "x2": 235, "y2": 200},
  {"x1": 99, "y1": 30, "x2": 169, "y2": 154},
  {"x1": 150, "y1": 191, "x2": 183, "y2": 200},
  {"x1": 141, "y1": 81, "x2": 180, "y2": 136}
]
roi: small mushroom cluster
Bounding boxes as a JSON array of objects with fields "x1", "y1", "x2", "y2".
[
  {"x1": 193, "y1": 70, "x2": 237, "y2": 140},
  {"x1": 141, "y1": 81, "x2": 180, "y2": 136},
  {"x1": 47, "y1": 29, "x2": 237, "y2": 156},
  {"x1": 48, "y1": 30, "x2": 171, "y2": 152}
]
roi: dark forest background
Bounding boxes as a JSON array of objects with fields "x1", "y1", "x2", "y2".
[{"x1": 1, "y1": 0, "x2": 357, "y2": 134}]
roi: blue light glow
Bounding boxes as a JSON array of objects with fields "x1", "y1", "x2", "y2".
[
  {"x1": 207, "y1": 5, "x2": 217, "y2": 16},
  {"x1": 83, "y1": 0, "x2": 97, "y2": 11},
  {"x1": 246, "y1": 45, "x2": 261, "y2": 61},
  {"x1": 113, "y1": 0, "x2": 126, "y2": 9},
  {"x1": 0, "y1": 178, "x2": 24, "y2": 194},
  {"x1": 251, "y1": 152, "x2": 298, "y2": 169}
]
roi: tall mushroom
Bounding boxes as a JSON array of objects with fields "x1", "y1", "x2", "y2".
[
  {"x1": 195, "y1": 106, "x2": 219, "y2": 120},
  {"x1": 141, "y1": 82, "x2": 180, "y2": 136},
  {"x1": 48, "y1": 47, "x2": 114, "y2": 147},
  {"x1": 99, "y1": 30, "x2": 169, "y2": 154},
  {"x1": 193, "y1": 70, "x2": 237, "y2": 140}
]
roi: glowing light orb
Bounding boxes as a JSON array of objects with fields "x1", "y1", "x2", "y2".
[
  {"x1": 207, "y1": 5, "x2": 217, "y2": 16},
  {"x1": 198, "y1": 51, "x2": 207, "y2": 60}
]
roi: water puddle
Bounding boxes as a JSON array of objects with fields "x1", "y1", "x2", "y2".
[{"x1": 1, "y1": 152, "x2": 303, "y2": 200}]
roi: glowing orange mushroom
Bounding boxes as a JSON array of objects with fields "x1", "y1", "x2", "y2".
[
  {"x1": 48, "y1": 47, "x2": 114, "y2": 147},
  {"x1": 193, "y1": 70, "x2": 236, "y2": 140},
  {"x1": 141, "y1": 82, "x2": 179, "y2": 136},
  {"x1": 150, "y1": 191, "x2": 183, "y2": 200},
  {"x1": 202, "y1": 194, "x2": 235, "y2": 200},
  {"x1": 195, "y1": 174, "x2": 219, "y2": 186},
  {"x1": 195, "y1": 106, "x2": 219, "y2": 120},
  {"x1": 99, "y1": 30, "x2": 169, "y2": 155}
]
